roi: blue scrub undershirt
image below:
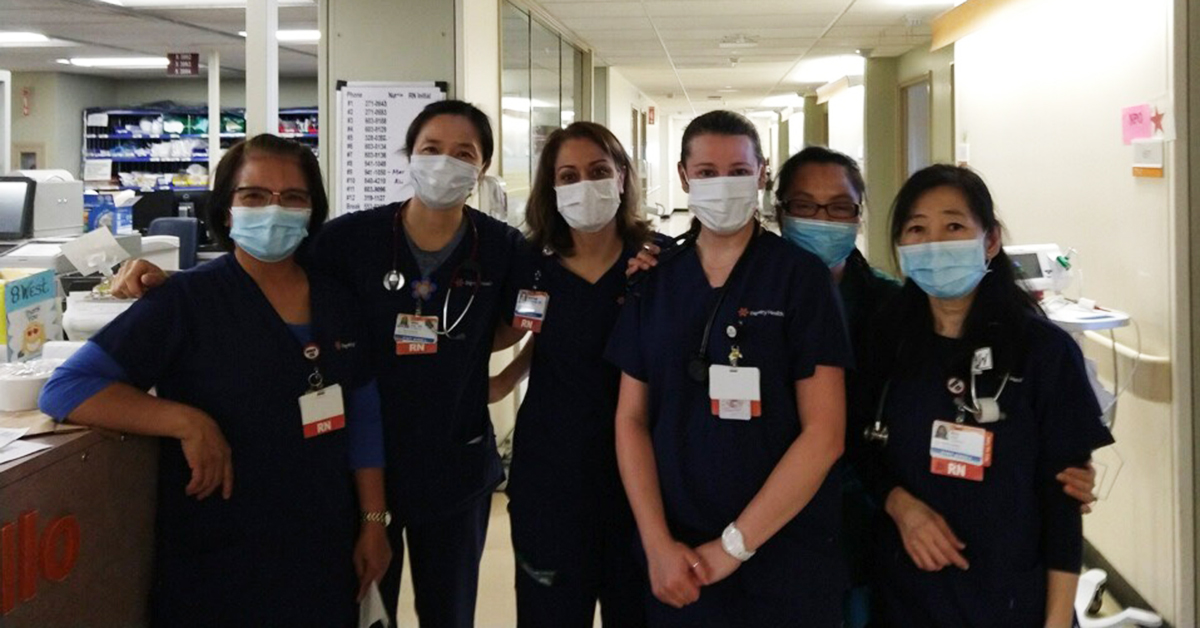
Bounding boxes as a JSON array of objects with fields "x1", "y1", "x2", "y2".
[{"x1": 39, "y1": 328, "x2": 385, "y2": 470}]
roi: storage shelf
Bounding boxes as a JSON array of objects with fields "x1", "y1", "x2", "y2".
[
  {"x1": 86, "y1": 132, "x2": 247, "y2": 139},
  {"x1": 87, "y1": 155, "x2": 209, "y2": 162}
]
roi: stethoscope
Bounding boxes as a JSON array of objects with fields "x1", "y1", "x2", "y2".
[
  {"x1": 864, "y1": 346, "x2": 1011, "y2": 447},
  {"x1": 382, "y1": 204, "x2": 482, "y2": 339}
]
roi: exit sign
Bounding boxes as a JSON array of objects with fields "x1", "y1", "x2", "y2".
[{"x1": 167, "y1": 53, "x2": 200, "y2": 76}]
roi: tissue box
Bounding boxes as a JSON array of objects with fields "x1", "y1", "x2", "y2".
[{"x1": 0, "y1": 269, "x2": 61, "y2": 362}]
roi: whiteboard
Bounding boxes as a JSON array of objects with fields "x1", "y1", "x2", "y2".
[{"x1": 336, "y1": 81, "x2": 446, "y2": 215}]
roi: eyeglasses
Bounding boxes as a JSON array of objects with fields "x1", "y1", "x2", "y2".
[
  {"x1": 233, "y1": 186, "x2": 312, "y2": 209},
  {"x1": 780, "y1": 199, "x2": 861, "y2": 219}
]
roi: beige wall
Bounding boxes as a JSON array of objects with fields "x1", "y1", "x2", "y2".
[
  {"x1": 863, "y1": 58, "x2": 899, "y2": 272},
  {"x1": 955, "y1": 0, "x2": 1184, "y2": 620},
  {"x1": 114, "y1": 78, "x2": 318, "y2": 109},
  {"x1": 11, "y1": 72, "x2": 117, "y2": 176}
]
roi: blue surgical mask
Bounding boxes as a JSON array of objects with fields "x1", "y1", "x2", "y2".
[
  {"x1": 229, "y1": 205, "x2": 312, "y2": 262},
  {"x1": 898, "y1": 238, "x2": 989, "y2": 299},
  {"x1": 780, "y1": 216, "x2": 859, "y2": 268}
]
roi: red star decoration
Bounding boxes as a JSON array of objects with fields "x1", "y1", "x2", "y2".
[
  {"x1": 1151, "y1": 108, "x2": 1166, "y2": 133},
  {"x1": 738, "y1": 307, "x2": 749, "y2": 318}
]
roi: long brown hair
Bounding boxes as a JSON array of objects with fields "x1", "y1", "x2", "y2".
[{"x1": 525, "y1": 122, "x2": 651, "y2": 255}]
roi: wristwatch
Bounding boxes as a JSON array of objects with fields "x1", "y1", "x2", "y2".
[
  {"x1": 361, "y1": 510, "x2": 392, "y2": 528},
  {"x1": 721, "y1": 523, "x2": 755, "y2": 562}
]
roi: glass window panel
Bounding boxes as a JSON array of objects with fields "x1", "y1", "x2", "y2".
[
  {"x1": 530, "y1": 18, "x2": 561, "y2": 200},
  {"x1": 561, "y1": 43, "x2": 580, "y2": 128},
  {"x1": 501, "y1": 3, "x2": 531, "y2": 221}
]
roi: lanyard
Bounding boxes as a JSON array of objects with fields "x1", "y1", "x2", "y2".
[{"x1": 686, "y1": 226, "x2": 760, "y2": 383}]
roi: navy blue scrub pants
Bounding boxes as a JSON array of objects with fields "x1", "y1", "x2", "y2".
[
  {"x1": 378, "y1": 493, "x2": 492, "y2": 627},
  {"x1": 510, "y1": 503, "x2": 646, "y2": 627}
]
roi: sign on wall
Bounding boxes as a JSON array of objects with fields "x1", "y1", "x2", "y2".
[
  {"x1": 335, "y1": 81, "x2": 446, "y2": 215},
  {"x1": 166, "y1": 53, "x2": 199, "y2": 77}
]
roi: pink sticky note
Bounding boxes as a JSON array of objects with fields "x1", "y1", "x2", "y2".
[{"x1": 1122, "y1": 104, "x2": 1153, "y2": 145}]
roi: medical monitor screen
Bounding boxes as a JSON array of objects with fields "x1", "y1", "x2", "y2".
[
  {"x1": 0, "y1": 180, "x2": 33, "y2": 239},
  {"x1": 1010, "y1": 252, "x2": 1043, "y2": 282}
]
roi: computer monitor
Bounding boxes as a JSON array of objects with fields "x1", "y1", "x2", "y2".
[
  {"x1": 0, "y1": 177, "x2": 36, "y2": 240},
  {"x1": 174, "y1": 190, "x2": 211, "y2": 244},
  {"x1": 132, "y1": 191, "x2": 177, "y2": 234}
]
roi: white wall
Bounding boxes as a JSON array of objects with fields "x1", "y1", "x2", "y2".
[
  {"x1": 606, "y1": 67, "x2": 667, "y2": 212},
  {"x1": 827, "y1": 84, "x2": 865, "y2": 164},
  {"x1": 668, "y1": 114, "x2": 690, "y2": 211},
  {"x1": 955, "y1": 0, "x2": 1184, "y2": 620}
]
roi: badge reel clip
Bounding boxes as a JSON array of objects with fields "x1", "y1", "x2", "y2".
[
  {"x1": 865, "y1": 347, "x2": 1009, "y2": 448},
  {"x1": 958, "y1": 347, "x2": 1007, "y2": 425}
]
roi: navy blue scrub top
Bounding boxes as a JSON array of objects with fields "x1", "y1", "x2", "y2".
[
  {"x1": 872, "y1": 315, "x2": 1114, "y2": 627},
  {"x1": 90, "y1": 253, "x2": 366, "y2": 626},
  {"x1": 505, "y1": 244, "x2": 641, "y2": 516},
  {"x1": 311, "y1": 204, "x2": 528, "y2": 523},
  {"x1": 605, "y1": 230, "x2": 852, "y2": 551}
]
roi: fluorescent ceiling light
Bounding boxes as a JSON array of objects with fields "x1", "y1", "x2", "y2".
[
  {"x1": 99, "y1": 0, "x2": 313, "y2": 7},
  {"x1": 789, "y1": 55, "x2": 865, "y2": 84},
  {"x1": 238, "y1": 29, "x2": 320, "y2": 43},
  {"x1": 760, "y1": 93, "x2": 805, "y2": 108},
  {"x1": 57, "y1": 57, "x2": 169, "y2": 68},
  {"x1": 889, "y1": 0, "x2": 955, "y2": 5},
  {"x1": 0, "y1": 32, "x2": 49, "y2": 44}
]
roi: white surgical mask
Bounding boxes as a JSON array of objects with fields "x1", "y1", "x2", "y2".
[
  {"x1": 408, "y1": 154, "x2": 481, "y2": 210},
  {"x1": 687, "y1": 175, "x2": 760, "y2": 235},
  {"x1": 555, "y1": 178, "x2": 621, "y2": 233}
]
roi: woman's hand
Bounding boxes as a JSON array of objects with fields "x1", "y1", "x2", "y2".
[
  {"x1": 645, "y1": 539, "x2": 704, "y2": 608},
  {"x1": 175, "y1": 408, "x2": 234, "y2": 500},
  {"x1": 693, "y1": 539, "x2": 742, "y2": 586},
  {"x1": 1056, "y1": 463, "x2": 1098, "y2": 514},
  {"x1": 112, "y1": 259, "x2": 169, "y2": 298},
  {"x1": 625, "y1": 243, "x2": 661, "y2": 277},
  {"x1": 354, "y1": 523, "x2": 393, "y2": 602},
  {"x1": 885, "y1": 487, "x2": 969, "y2": 572}
]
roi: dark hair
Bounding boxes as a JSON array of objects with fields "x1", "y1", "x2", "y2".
[
  {"x1": 882, "y1": 164, "x2": 1041, "y2": 379},
  {"x1": 773, "y1": 146, "x2": 866, "y2": 209},
  {"x1": 525, "y1": 122, "x2": 652, "y2": 255},
  {"x1": 403, "y1": 99, "x2": 494, "y2": 166},
  {"x1": 680, "y1": 110, "x2": 764, "y2": 166},
  {"x1": 206, "y1": 133, "x2": 329, "y2": 252}
]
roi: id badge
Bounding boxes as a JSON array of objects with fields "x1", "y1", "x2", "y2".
[
  {"x1": 299, "y1": 384, "x2": 345, "y2": 438},
  {"x1": 708, "y1": 365, "x2": 762, "y2": 421},
  {"x1": 929, "y1": 420, "x2": 992, "y2": 481},
  {"x1": 513, "y1": 289, "x2": 549, "y2": 333},
  {"x1": 395, "y1": 313, "x2": 439, "y2": 355}
]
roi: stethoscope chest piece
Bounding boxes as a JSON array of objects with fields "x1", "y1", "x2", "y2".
[
  {"x1": 383, "y1": 269, "x2": 406, "y2": 292},
  {"x1": 863, "y1": 422, "x2": 889, "y2": 446}
]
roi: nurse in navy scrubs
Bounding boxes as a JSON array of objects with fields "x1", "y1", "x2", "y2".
[
  {"x1": 309, "y1": 100, "x2": 528, "y2": 627},
  {"x1": 38, "y1": 134, "x2": 391, "y2": 626},
  {"x1": 489, "y1": 121, "x2": 653, "y2": 627},
  {"x1": 606, "y1": 110, "x2": 851, "y2": 627},
  {"x1": 862, "y1": 165, "x2": 1114, "y2": 627},
  {"x1": 110, "y1": 100, "x2": 527, "y2": 627}
]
